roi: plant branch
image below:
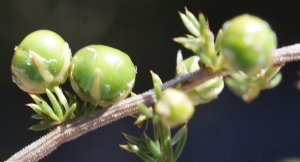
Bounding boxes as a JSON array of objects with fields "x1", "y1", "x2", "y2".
[
  {"x1": 273, "y1": 43, "x2": 300, "y2": 66},
  {"x1": 6, "y1": 44, "x2": 300, "y2": 162}
]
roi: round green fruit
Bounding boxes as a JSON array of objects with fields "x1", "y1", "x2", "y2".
[
  {"x1": 11, "y1": 30, "x2": 71, "y2": 93},
  {"x1": 221, "y1": 14, "x2": 277, "y2": 75},
  {"x1": 155, "y1": 88, "x2": 194, "y2": 128},
  {"x1": 69, "y1": 45, "x2": 136, "y2": 107}
]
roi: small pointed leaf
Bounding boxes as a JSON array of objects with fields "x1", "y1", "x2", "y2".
[
  {"x1": 266, "y1": 73, "x2": 282, "y2": 89},
  {"x1": 176, "y1": 50, "x2": 188, "y2": 76},
  {"x1": 215, "y1": 29, "x2": 223, "y2": 52},
  {"x1": 179, "y1": 11, "x2": 200, "y2": 37},
  {"x1": 53, "y1": 86, "x2": 69, "y2": 111},
  {"x1": 85, "y1": 104, "x2": 97, "y2": 115},
  {"x1": 173, "y1": 125, "x2": 188, "y2": 161},
  {"x1": 65, "y1": 91, "x2": 76, "y2": 107},
  {"x1": 46, "y1": 89, "x2": 63, "y2": 120},
  {"x1": 122, "y1": 132, "x2": 147, "y2": 147},
  {"x1": 131, "y1": 144, "x2": 157, "y2": 162},
  {"x1": 137, "y1": 102, "x2": 153, "y2": 118},
  {"x1": 119, "y1": 144, "x2": 134, "y2": 153},
  {"x1": 171, "y1": 124, "x2": 187, "y2": 146},
  {"x1": 134, "y1": 115, "x2": 148, "y2": 125},
  {"x1": 130, "y1": 91, "x2": 137, "y2": 96},
  {"x1": 158, "y1": 122, "x2": 173, "y2": 161},
  {"x1": 26, "y1": 103, "x2": 43, "y2": 115},
  {"x1": 29, "y1": 122, "x2": 52, "y2": 131},
  {"x1": 31, "y1": 114, "x2": 46, "y2": 120},
  {"x1": 151, "y1": 71, "x2": 163, "y2": 100},
  {"x1": 63, "y1": 103, "x2": 76, "y2": 121},
  {"x1": 30, "y1": 94, "x2": 60, "y2": 122},
  {"x1": 184, "y1": 7, "x2": 200, "y2": 29},
  {"x1": 130, "y1": 113, "x2": 140, "y2": 118},
  {"x1": 144, "y1": 134, "x2": 165, "y2": 162}
]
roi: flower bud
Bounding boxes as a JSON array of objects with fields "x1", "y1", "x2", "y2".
[
  {"x1": 69, "y1": 45, "x2": 136, "y2": 107},
  {"x1": 221, "y1": 14, "x2": 277, "y2": 75},
  {"x1": 176, "y1": 53, "x2": 224, "y2": 105},
  {"x1": 11, "y1": 30, "x2": 71, "y2": 93},
  {"x1": 155, "y1": 88, "x2": 194, "y2": 128}
]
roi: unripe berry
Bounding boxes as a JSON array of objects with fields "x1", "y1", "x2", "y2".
[
  {"x1": 69, "y1": 45, "x2": 136, "y2": 107},
  {"x1": 11, "y1": 30, "x2": 71, "y2": 93},
  {"x1": 221, "y1": 14, "x2": 277, "y2": 75},
  {"x1": 155, "y1": 88, "x2": 194, "y2": 128}
]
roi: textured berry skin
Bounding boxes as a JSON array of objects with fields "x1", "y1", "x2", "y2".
[
  {"x1": 11, "y1": 30, "x2": 71, "y2": 93},
  {"x1": 69, "y1": 45, "x2": 136, "y2": 107},
  {"x1": 221, "y1": 14, "x2": 277, "y2": 75}
]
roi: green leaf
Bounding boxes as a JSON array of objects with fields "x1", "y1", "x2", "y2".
[
  {"x1": 151, "y1": 71, "x2": 162, "y2": 86},
  {"x1": 122, "y1": 132, "x2": 147, "y2": 147},
  {"x1": 158, "y1": 122, "x2": 173, "y2": 161},
  {"x1": 173, "y1": 37, "x2": 203, "y2": 52},
  {"x1": 26, "y1": 103, "x2": 43, "y2": 115},
  {"x1": 153, "y1": 122, "x2": 160, "y2": 148},
  {"x1": 31, "y1": 114, "x2": 46, "y2": 120},
  {"x1": 264, "y1": 66, "x2": 281, "y2": 81},
  {"x1": 163, "y1": 135, "x2": 173, "y2": 161},
  {"x1": 130, "y1": 144, "x2": 157, "y2": 162},
  {"x1": 144, "y1": 134, "x2": 165, "y2": 162},
  {"x1": 29, "y1": 122, "x2": 52, "y2": 131},
  {"x1": 120, "y1": 144, "x2": 151, "y2": 153},
  {"x1": 65, "y1": 91, "x2": 76, "y2": 106},
  {"x1": 136, "y1": 102, "x2": 153, "y2": 118},
  {"x1": 179, "y1": 11, "x2": 200, "y2": 37},
  {"x1": 76, "y1": 102, "x2": 87, "y2": 117},
  {"x1": 197, "y1": 53, "x2": 212, "y2": 67},
  {"x1": 30, "y1": 94, "x2": 60, "y2": 122},
  {"x1": 198, "y1": 13, "x2": 207, "y2": 35},
  {"x1": 46, "y1": 89, "x2": 63, "y2": 120},
  {"x1": 225, "y1": 77, "x2": 248, "y2": 97},
  {"x1": 119, "y1": 144, "x2": 134, "y2": 153},
  {"x1": 151, "y1": 71, "x2": 163, "y2": 100},
  {"x1": 130, "y1": 113, "x2": 140, "y2": 118},
  {"x1": 63, "y1": 103, "x2": 76, "y2": 121},
  {"x1": 176, "y1": 50, "x2": 188, "y2": 76},
  {"x1": 215, "y1": 29, "x2": 223, "y2": 53},
  {"x1": 184, "y1": 7, "x2": 200, "y2": 29},
  {"x1": 53, "y1": 86, "x2": 69, "y2": 112},
  {"x1": 134, "y1": 115, "x2": 148, "y2": 125},
  {"x1": 171, "y1": 124, "x2": 187, "y2": 146},
  {"x1": 173, "y1": 125, "x2": 188, "y2": 161},
  {"x1": 266, "y1": 73, "x2": 282, "y2": 89},
  {"x1": 152, "y1": 114, "x2": 160, "y2": 125},
  {"x1": 130, "y1": 91, "x2": 137, "y2": 96},
  {"x1": 85, "y1": 103, "x2": 97, "y2": 115},
  {"x1": 173, "y1": 37, "x2": 195, "y2": 44}
]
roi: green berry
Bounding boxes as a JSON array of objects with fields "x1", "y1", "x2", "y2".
[
  {"x1": 69, "y1": 45, "x2": 136, "y2": 107},
  {"x1": 155, "y1": 88, "x2": 194, "y2": 128},
  {"x1": 221, "y1": 14, "x2": 277, "y2": 75},
  {"x1": 11, "y1": 30, "x2": 71, "y2": 93}
]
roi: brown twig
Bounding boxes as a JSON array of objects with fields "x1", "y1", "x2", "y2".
[
  {"x1": 6, "y1": 44, "x2": 300, "y2": 162},
  {"x1": 273, "y1": 43, "x2": 300, "y2": 66}
]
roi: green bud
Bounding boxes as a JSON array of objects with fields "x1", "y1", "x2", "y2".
[
  {"x1": 11, "y1": 30, "x2": 71, "y2": 93},
  {"x1": 221, "y1": 14, "x2": 277, "y2": 75},
  {"x1": 69, "y1": 45, "x2": 136, "y2": 107},
  {"x1": 176, "y1": 52, "x2": 224, "y2": 105},
  {"x1": 155, "y1": 88, "x2": 194, "y2": 128}
]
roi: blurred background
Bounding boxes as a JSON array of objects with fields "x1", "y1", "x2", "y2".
[{"x1": 1, "y1": 0, "x2": 300, "y2": 161}]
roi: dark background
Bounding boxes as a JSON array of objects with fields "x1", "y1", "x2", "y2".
[{"x1": 1, "y1": 0, "x2": 300, "y2": 161}]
